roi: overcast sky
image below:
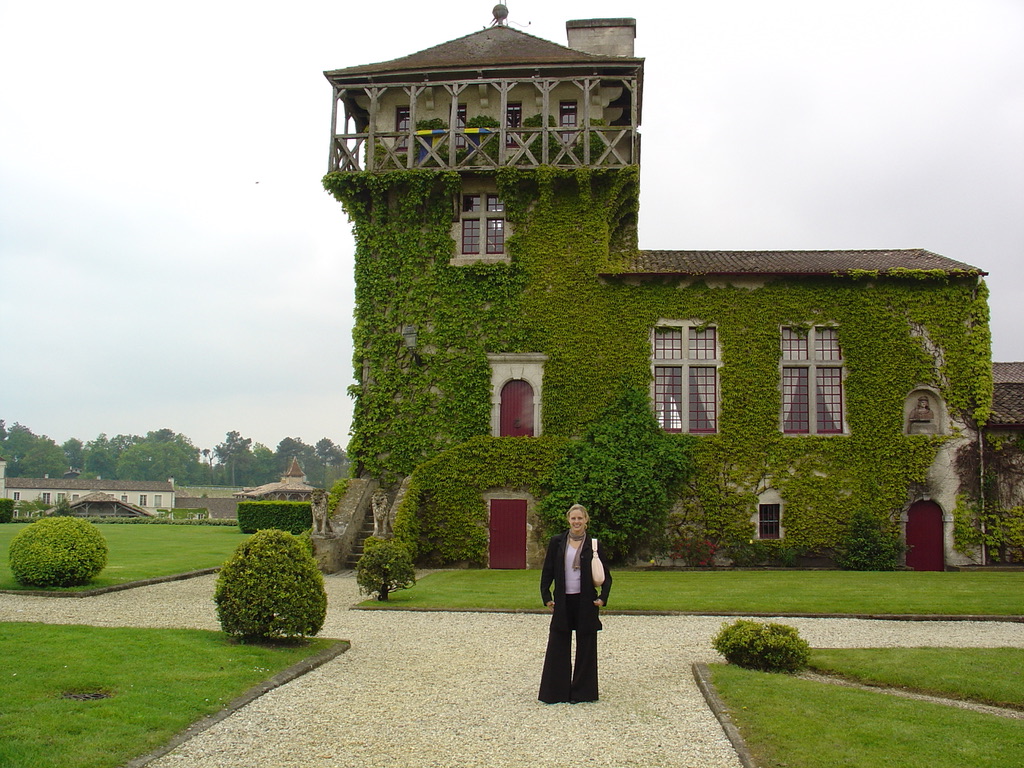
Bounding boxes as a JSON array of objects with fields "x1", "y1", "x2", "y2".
[{"x1": 2, "y1": 0, "x2": 1021, "y2": 455}]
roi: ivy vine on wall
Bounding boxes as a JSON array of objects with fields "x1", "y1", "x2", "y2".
[{"x1": 324, "y1": 167, "x2": 992, "y2": 565}]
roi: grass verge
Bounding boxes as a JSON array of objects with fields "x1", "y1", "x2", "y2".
[
  {"x1": 0, "y1": 524, "x2": 249, "y2": 591},
  {"x1": 808, "y1": 647, "x2": 1024, "y2": 709},
  {"x1": 710, "y1": 656, "x2": 1024, "y2": 768},
  {"x1": 362, "y1": 569, "x2": 1024, "y2": 616},
  {"x1": 0, "y1": 622, "x2": 338, "y2": 768}
]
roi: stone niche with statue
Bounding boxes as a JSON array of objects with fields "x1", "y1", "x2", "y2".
[{"x1": 904, "y1": 388, "x2": 946, "y2": 436}]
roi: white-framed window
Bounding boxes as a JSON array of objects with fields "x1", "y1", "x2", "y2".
[
  {"x1": 781, "y1": 326, "x2": 845, "y2": 435},
  {"x1": 41, "y1": 493, "x2": 51, "y2": 504},
  {"x1": 121, "y1": 495, "x2": 128, "y2": 502},
  {"x1": 13, "y1": 492, "x2": 20, "y2": 501},
  {"x1": 460, "y1": 193, "x2": 504, "y2": 255},
  {"x1": 154, "y1": 494, "x2": 163, "y2": 507},
  {"x1": 57, "y1": 493, "x2": 66, "y2": 502},
  {"x1": 139, "y1": 494, "x2": 148, "y2": 506},
  {"x1": 651, "y1": 322, "x2": 720, "y2": 433},
  {"x1": 451, "y1": 180, "x2": 511, "y2": 265}
]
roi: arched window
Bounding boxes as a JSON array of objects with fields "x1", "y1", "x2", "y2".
[{"x1": 499, "y1": 380, "x2": 535, "y2": 436}]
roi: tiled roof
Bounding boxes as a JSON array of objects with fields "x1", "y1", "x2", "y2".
[
  {"x1": 991, "y1": 384, "x2": 1024, "y2": 426},
  {"x1": 6, "y1": 478, "x2": 174, "y2": 491},
  {"x1": 613, "y1": 249, "x2": 984, "y2": 277},
  {"x1": 325, "y1": 25, "x2": 641, "y2": 81},
  {"x1": 990, "y1": 363, "x2": 1024, "y2": 426},
  {"x1": 993, "y1": 362, "x2": 1024, "y2": 384}
]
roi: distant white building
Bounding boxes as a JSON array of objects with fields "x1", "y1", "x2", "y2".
[{"x1": 0, "y1": 458, "x2": 175, "y2": 514}]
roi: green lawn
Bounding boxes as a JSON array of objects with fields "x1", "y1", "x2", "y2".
[
  {"x1": 0, "y1": 622, "x2": 340, "y2": 768},
  {"x1": 0, "y1": 524, "x2": 249, "y2": 591},
  {"x1": 370, "y1": 568, "x2": 1024, "y2": 616},
  {"x1": 809, "y1": 647, "x2": 1024, "y2": 709},
  {"x1": 711, "y1": 649, "x2": 1024, "y2": 768}
]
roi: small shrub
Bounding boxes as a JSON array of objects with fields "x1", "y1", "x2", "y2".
[
  {"x1": 836, "y1": 507, "x2": 905, "y2": 571},
  {"x1": 356, "y1": 537, "x2": 415, "y2": 601},
  {"x1": 0, "y1": 498, "x2": 14, "y2": 524},
  {"x1": 712, "y1": 619, "x2": 810, "y2": 673},
  {"x1": 214, "y1": 529, "x2": 327, "y2": 640},
  {"x1": 8, "y1": 518, "x2": 108, "y2": 587}
]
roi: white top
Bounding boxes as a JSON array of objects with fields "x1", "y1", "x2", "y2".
[{"x1": 564, "y1": 540, "x2": 582, "y2": 595}]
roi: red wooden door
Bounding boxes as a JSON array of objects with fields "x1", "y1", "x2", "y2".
[
  {"x1": 499, "y1": 380, "x2": 534, "y2": 436},
  {"x1": 489, "y1": 499, "x2": 527, "y2": 569},
  {"x1": 905, "y1": 500, "x2": 945, "y2": 571}
]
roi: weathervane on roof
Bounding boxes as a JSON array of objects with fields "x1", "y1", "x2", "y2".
[{"x1": 491, "y1": 4, "x2": 508, "y2": 26}]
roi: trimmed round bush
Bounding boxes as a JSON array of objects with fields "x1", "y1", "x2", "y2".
[
  {"x1": 214, "y1": 529, "x2": 327, "y2": 640},
  {"x1": 356, "y1": 537, "x2": 415, "y2": 601},
  {"x1": 8, "y1": 517, "x2": 108, "y2": 587},
  {"x1": 712, "y1": 619, "x2": 811, "y2": 673},
  {"x1": 0, "y1": 498, "x2": 15, "y2": 524}
]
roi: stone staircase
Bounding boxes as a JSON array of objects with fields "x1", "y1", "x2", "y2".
[{"x1": 345, "y1": 514, "x2": 377, "y2": 569}]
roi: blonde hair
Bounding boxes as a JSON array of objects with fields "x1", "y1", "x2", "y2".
[{"x1": 566, "y1": 504, "x2": 589, "y2": 522}]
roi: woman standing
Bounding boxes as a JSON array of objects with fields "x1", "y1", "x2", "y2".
[{"x1": 538, "y1": 504, "x2": 612, "y2": 704}]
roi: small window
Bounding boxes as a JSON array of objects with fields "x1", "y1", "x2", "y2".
[
  {"x1": 455, "y1": 103, "x2": 467, "y2": 149},
  {"x1": 758, "y1": 504, "x2": 781, "y2": 539},
  {"x1": 139, "y1": 494, "x2": 148, "y2": 506},
  {"x1": 154, "y1": 494, "x2": 163, "y2": 506},
  {"x1": 559, "y1": 101, "x2": 577, "y2": 128},
  {"x1": 57, "y1": 493, "x2": 66, "y2": 502},
  {"x1": 42, "y1": 493, "x2": 51, "y2": 504},
  {"x1": 506, "y1": 102, "x2": 522, "y2": 147},
  {"x1": 395, "y1": 106, "x2": 410, "y2": 151},
  {"x1": 121, "y1": 495, "x2": 128, "y2": 502},
  {"x1": 13, "y1": 492, "x2": 21, "y2": 501}
]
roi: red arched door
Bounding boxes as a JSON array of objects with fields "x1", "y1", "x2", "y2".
[
  {"x1": 906, "y1": 500, "x2": 945, "y2": 571},
  {"x1": 489, "y1": 499, "x2": 527, "y2": 569},
  {"x1": 499, "y1": 380, "x2": 534, "y2": 436}
]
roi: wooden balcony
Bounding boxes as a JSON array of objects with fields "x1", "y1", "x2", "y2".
[{"x1": 326, "y1": 76, "x2": 641, "y2": 174}]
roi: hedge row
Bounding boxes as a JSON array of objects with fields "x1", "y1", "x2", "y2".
[
  {"x1": 7, "y1": 517, "x2": 238, "y2": 526},
  {"x1": 237, "y1": 501, "x2": 312, "y2": 535}
]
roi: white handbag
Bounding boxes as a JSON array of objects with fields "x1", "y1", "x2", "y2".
[{"x1": 591, "y1": 537, "x2": 605, "y2": 587}]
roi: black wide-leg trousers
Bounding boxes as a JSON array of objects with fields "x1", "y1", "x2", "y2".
[{"x1": 538, "y1": 594, "x2": 599, "y2": 703}]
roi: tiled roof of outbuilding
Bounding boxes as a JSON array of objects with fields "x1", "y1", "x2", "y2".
[
  {"x1": 991, "y1": 363, "x2": 1024, "y2": 426},
  {"x1": 325, "y1": 25, "x2": 641, "y2": 81},
  {"x1": 993, "y1": 362, "x2": 1024, "y2": 384},
  {"x1": 614, "y1": 249, "x2": 984, "y2": 277}
]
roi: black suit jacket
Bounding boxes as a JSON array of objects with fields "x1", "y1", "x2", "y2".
[{"x1": 540, "y1": 531, "x2": 612, "y2": 633}]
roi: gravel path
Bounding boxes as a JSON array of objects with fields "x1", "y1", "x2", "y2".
[{"x1": 2, "y1": 574, "x2": 1023, "y2": 768}]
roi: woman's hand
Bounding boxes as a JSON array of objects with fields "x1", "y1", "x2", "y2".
[
  {"x1": 546, "y1": 600, "x2": 555, "y2": 608},
  {"x1": 593, "y1": 599, "x2": 604, "y2": 607}
]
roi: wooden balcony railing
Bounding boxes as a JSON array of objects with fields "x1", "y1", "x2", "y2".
[{"x1": 329, "y1": 124, "x2": 639, "y2": 173}]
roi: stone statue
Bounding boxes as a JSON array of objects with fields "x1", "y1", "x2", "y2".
[
  {"x1": 372, "y1": 489, "x2": 390, "y2": 537},
  {"x1": 311, "y1": 488, "x2": 334, "y2": 536},
  {"x1": 910, "y1": 396, "x2": 934, "y2": 422}
]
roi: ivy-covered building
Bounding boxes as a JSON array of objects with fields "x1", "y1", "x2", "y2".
[{"x1": 321, "y1": 16, "x2": 996, "y2": 571}]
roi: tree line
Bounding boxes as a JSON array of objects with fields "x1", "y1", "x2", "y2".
[{"x1": 0, "y1": 421, "x2": 348, "y2": 489}]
